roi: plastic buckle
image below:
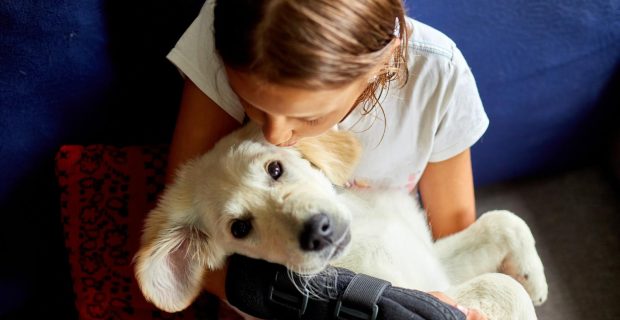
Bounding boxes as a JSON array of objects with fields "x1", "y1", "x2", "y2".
[
  {"x1": 334, "y1": 299, "x2": 379, "y2": 320},
  {"x1": 268, "y1": 272, "x2": 309, "y2": 318}
]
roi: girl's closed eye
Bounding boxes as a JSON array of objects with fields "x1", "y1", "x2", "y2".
[{"x1": 302, "y1": 117, "x2": 323, "y2": 126}]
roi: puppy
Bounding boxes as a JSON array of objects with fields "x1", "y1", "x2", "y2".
[{"x1": 134, "y1": 123, "x2": 548, "y2": 319}]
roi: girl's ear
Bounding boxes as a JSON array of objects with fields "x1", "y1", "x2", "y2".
[
  {"x1": 133, "y1": 174, "x2": 226, "y2": 313},
  {"x1": 296, "y1": 130, "x2": 361, "y2": 186}
]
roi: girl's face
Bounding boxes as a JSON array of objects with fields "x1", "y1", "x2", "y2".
[{"x1": 226, "y1": 68, "x2": 370, "y2": 146}]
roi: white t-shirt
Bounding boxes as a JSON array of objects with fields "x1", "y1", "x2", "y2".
[{"x1": 167, "y1": 0, "x2": 489, "y2": 192}]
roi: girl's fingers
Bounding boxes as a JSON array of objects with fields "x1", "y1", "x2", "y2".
[
  {"x1": 428, "y1": 292, "x2": 488, "y2": 320},
  {"x1": 466, "y1": 308, "x2": 487, "y2": 320}
]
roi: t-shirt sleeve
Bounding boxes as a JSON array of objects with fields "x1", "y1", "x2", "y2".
[
  {"x1": 428, "y1": 47, "x2": 489, "y2": 162},
  {"x1": 165, "y1": 0, "x2": 246, "y2": 123}
]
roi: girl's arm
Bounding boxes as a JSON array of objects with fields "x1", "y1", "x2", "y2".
[
  {"x1": 166, "y1": 79, "x2": 241, "y2": 299},
  {"x1": 166, "y1": 79, "x2": 241, "y2": 184},
  {"x1": 418, "y1": 149, "x2": 477, "y2": 239}
]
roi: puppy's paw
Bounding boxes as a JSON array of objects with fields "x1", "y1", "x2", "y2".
[
  {"x1": 481, "y1": 210, "x2": 548, "y2": 306},
  {"x1": 501, "y1": 251, "x2": 548, "y2": 306},
  {"x1": 449, "y1": 273, "x2": 537, "y2": 320}
]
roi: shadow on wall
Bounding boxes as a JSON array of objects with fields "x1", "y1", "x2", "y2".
[
  {"x1": 600, "y1": 64, "x2": 620, "y2": 189},
  {"x1": 101, "y1": 0, "x2": 204, "y2": 145}
]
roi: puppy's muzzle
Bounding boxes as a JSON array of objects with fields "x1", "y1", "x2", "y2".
[{"x1": 299, "y1": 213, "x2": 334, "y2": 251}]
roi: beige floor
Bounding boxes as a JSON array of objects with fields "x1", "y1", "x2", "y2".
[{"x1": 476, "y1": 166, "x2": 620, "y2": 320}]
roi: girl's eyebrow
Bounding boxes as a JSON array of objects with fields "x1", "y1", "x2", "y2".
[{"x1": 251, "y1": 100, "x2": 332, "y2": 119}]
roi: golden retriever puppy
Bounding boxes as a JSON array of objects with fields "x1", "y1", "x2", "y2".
[{"x1": 134, "y1": 123, "x2": 548, "y2": 319}]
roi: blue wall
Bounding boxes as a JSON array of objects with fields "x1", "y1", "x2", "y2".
[{"x1": 410, "y1": 0, "x2": 620, "y2": 184}]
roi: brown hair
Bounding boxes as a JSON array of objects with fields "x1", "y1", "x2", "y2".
[{"x1": 213, "y1": 0, "x2": 408, "y2": 112}]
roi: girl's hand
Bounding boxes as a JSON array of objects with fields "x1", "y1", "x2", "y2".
[{"x1": 428, "y1": 291, "x2": 487, "y2": 320}]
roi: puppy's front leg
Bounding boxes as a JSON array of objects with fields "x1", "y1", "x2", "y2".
[{"x1": 433, "y1": 210, "x2": 548, "y2": 305}]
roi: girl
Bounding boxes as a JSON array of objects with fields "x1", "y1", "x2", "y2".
[{"x1": 165, "y1": 0, "x2": 488, "y2": 318}]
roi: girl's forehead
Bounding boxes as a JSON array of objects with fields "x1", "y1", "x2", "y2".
[{"x1": 226, "y1": 68, "x2": 367, "y2": 117}]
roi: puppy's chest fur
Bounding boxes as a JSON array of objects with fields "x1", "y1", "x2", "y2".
[{"x1": 330, "y1": 189, "x2": 451, "y2": 292}]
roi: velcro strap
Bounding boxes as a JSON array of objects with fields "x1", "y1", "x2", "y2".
[
  {"x1": 268, "y1": 270, "x2": 309, "y2": 319},
  {"x1": 335, "y1": 274, "x2": 391, "y2": 320}
]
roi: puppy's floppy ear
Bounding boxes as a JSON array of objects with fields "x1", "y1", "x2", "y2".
[
  {"x1": 133, "y1": 169, "x2": 226, "y2": 313},
  {"x1": 296, "y1": 130, "x2": 361, "y2": 186}
]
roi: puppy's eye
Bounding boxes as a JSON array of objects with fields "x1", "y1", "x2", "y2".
[
  {"x1": 231, "y1": 219, "x2": 252, "y2": 238},
  {"x1": 266, "y1": 161, "x2": 283, "y2": 180}
]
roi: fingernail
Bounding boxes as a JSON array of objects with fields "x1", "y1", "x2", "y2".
[{"x1": 456, "y1": 305, "x2": 469, "y2": 315}]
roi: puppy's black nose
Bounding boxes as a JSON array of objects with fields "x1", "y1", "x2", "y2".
[{"x1": 299, "y1": 213, "x2": 333, "y2": 251}]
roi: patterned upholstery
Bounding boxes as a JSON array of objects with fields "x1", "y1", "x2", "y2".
[{"x1": 55, "y1": 145, "x2": 239, "y2": 319}]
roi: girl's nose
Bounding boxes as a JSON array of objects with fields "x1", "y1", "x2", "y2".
[{"x1": 262, "y1": 116, "x2": 292, "y2": 145}]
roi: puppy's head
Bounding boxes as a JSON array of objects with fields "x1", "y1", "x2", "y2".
[{"x1": 134, "y1": 123, "x2": 360, "y2": 312}]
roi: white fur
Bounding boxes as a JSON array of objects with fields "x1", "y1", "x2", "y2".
[{"x1": 134, "y1": 124, "x2": 548, "y2": 319}]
